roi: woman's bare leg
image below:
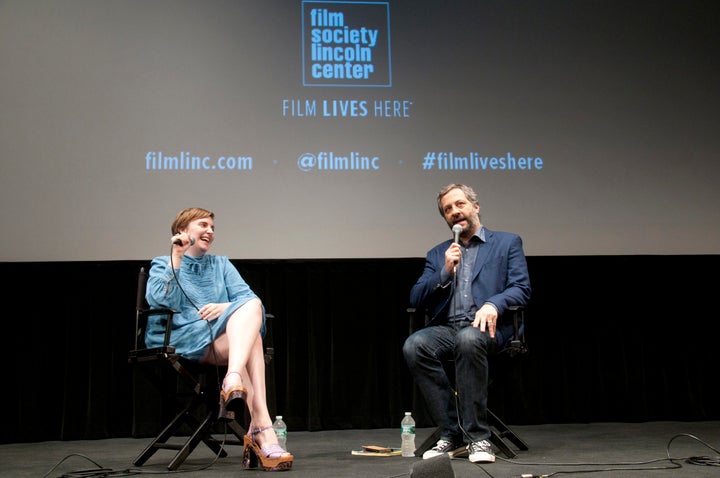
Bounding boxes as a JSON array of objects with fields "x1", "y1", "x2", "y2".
[
  {"x1": 202, "y1": 298, "x2": 262, "y2": 380},
  {"x1": 201, "y1": 299, "x2": 288, "y2": 454}
]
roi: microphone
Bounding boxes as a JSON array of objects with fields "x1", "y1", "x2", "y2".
[
  {"x1": 452, "y1": 224, "x2": 462, "y2": 244},
  {"x1": 451, "y1": 224, "x2": 462, "y2": 275},
  {"x1": 173, "y1": 235, "x2": 195, "y2": 246}
]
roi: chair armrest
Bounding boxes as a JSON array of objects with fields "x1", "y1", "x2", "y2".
[
  {"x1": 506, "y1": 305, "x2": 527, "y2": 356},
  {"x1": 408, "y1": 307, "x2": 432, "y2": 335},
  {"x1": 134, "y1": 307, "x2": 179, "y2": 352}
]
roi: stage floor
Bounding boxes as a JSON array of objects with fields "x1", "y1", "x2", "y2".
[{"x1": 2, "y1": 421, "x2": 719, "y2": 478}]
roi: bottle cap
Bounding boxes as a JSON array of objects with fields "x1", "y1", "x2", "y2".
[
  {"x1": 276, "y1": 415, "x2": 282, "y2": 419},
  {"x1": 405, "y1": 411, "x2": 411, "y2": 415}
]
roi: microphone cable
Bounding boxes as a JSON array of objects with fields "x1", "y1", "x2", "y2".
[
  {"x1": 451, "y1": 253, "x2": 462, "y2": 333},
  {"x1": 168, "y1": 247, "x2": 224, "y2": 390}
]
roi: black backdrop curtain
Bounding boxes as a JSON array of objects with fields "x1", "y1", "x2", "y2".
[{"x1": 2, "y1": 256, "x2": 719, "y2": 444}]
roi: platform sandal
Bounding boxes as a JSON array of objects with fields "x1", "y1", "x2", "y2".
[
  {"x1": 218, "y1": 371, "x2": 247, "y2": 421},
  {"x1": 243, "y1": 425, "x2": 294, "y2": 471}
]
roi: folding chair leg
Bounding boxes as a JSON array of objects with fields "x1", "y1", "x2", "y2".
[
  {"x1": 226, "y1": 419, "x2": 248, "y2": 439},
  {"x1": 488, "y1": 408, "x2": 529, "y2": 458},
  {"x1": 167, "y1": 410, "x2": 221, "y2": 471},
  {"x1": 133, "y1": 399, "x2": 228, "y2": 470},
  {"x1": 133, "y1": 401, "x2": 195, "y2": 467},
  {"x1": 490, "y1": 429, "x2": 517, "y2": 458},
  {"x1": 414, "y1": 426, "x2": 442, "y2": 457}
]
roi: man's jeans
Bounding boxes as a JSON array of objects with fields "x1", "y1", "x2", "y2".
[{"x1": 403, "y1": 321, "x2": 491, "y2": 443}]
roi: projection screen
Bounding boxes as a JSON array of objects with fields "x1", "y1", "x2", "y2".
[{"x1": 1, "y1": 0, "x2": 718, "y2": 261}]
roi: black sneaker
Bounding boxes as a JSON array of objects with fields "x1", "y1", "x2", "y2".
[
  {"x1": 468, "y1": 439, "x2": 495, "y2": 463},
  {"x1": 422, "y1": 439, "x2": 464, "y2": 459}
]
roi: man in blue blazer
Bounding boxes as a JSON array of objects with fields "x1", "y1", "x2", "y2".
[{"x1": 403, "y1": 183, "x2": 531, "y2": 463}]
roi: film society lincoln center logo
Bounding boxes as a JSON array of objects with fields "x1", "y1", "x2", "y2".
[{"x1": 302, "y1": 1, "x2": 391, "y2": 87}]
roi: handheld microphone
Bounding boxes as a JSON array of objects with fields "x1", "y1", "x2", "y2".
[
  {"x1": 451, "y1": 224, "x2": 462, "y2": 275},
  {"x1": 173, "y1": 235, "x2": 195, "y2": 246},
  {"x1": 452, "y1": 224, "x2": 462, "y2": 244}
]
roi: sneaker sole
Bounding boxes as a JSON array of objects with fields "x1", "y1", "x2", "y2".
[
  {"x1": 469, "y1": 452, "x2": 495, "y2": 463},
  {"x1": 421, "y1": 451, "x2": 442, "y2": 460}
]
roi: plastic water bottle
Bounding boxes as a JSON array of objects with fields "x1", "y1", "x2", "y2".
[
  {"x1": 273, "y1": 415, "x2": 288, "y2": 451},
  {"x1": 401, "y1": 411, "x2": 416, "y2": 457}
]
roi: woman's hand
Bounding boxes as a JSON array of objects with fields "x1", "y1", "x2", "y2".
[
  {"x1": 171, "y1": 232, "x2": 194, "y2": 249},
  {"x1": 198, "y1": 302, "x2": 230, "y2": 321}
]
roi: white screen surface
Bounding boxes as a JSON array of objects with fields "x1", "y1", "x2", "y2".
[{"x1": 1, "y1": 0, "x2": 718, "y2": 261}]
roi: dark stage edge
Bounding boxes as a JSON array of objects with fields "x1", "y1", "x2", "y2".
[{"x1": 2, "y1": 422, "x2": 719, "y2": 478}]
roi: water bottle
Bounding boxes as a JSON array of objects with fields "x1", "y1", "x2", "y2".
[
  {"x1": 273, "y1": 415, "x2": 288, "y2": 451},
  {"x1": 400, "y1": 411, "x2": 416, "y2": 457}
]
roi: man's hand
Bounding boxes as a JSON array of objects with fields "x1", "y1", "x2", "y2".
[
  {"x1": 473, "y1": 303, "x2": 498, "y2": 338},
  {"x1": 444, "y1": 243, "x2": 462, "y2": 274}
]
